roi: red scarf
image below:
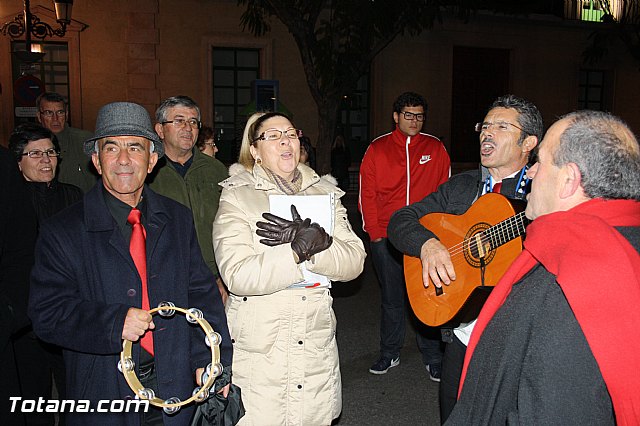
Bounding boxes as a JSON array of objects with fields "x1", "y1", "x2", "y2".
[{"x1": 459, "y1": 199, "x2": 640, "y2": 425}]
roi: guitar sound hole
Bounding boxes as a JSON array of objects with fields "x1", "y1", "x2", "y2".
[
  {"x1": 463, "y1": 223, "x2": 497, "y2": 268},
  {"x1": 469, "y1": 239, "x2": 481, "y2": 259}
]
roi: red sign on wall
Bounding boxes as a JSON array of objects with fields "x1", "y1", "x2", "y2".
[
  {"x1": 13, "y1": 74, "x2": 45, "y2": 118},
  {"x1": 14, "y1": 74, "x2": 45, "y2": 107}
]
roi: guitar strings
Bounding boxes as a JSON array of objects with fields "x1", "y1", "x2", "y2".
[
  {"x1": 446, "y1": 215, "x2": 527, "y2": 263},
  {"x1": 447, "y1": 214, "x2": 526, "y2": 259},
  {"x1": 444, "y1": 212, "x2": 528, "y2": 264}
]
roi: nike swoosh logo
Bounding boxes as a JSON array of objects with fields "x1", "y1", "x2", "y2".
[{"x1": 419, "y1": 157, "x2": 431, "y2": 165}]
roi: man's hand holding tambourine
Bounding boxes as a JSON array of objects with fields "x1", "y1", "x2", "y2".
[{"x1": 122, "y1": 307, "x2": 155, "y2": 341}]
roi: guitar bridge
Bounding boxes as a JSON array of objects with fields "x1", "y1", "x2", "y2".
[
  {"x1": 474, "y1": 233, "x2": 491, "y2": 259},
  {"x1": 464, "y1": 224, "x2": 496, "y2": 267}
]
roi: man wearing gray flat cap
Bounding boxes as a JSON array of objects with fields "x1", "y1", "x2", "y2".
[{"x1": 29, "y1": 102, "x2": 233, "y2": 426}]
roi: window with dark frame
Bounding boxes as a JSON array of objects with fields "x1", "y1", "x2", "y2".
[
  {"x1": 578, "y1": 69, "x2": 605, "y2": 110},
  {"x1": 11, "y1": 41, "x2": 70, "y2": 126},
  {"x1": 211, "y1": 47, "x2": 260, "y2": 166},
  {"x1": 339, "y1": 73, "x2": 370, "y2": 191}
]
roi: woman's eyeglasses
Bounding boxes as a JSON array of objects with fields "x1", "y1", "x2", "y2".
[
  {"x1": 22, "y1": 149, "x2": 60, "y2": 159},
  {"x1": 253, "y1": 128, "x2": 303, "y2": 143}
]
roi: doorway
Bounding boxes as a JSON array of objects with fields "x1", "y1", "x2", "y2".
[{"x1": 450, "y1": 46, "x2": 510, "y2": 163}]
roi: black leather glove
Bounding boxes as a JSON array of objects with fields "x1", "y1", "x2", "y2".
[
  {"x1": 256, "y1": 205, "x2": 311, "y2": 246},
  {"x1": 291, "y1": 222, "x2": 333, "y2": 264}
]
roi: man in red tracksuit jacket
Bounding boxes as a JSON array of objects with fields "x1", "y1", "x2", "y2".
[{"x1": 359, "y1": 91, "x2": 450, "y2": 378}]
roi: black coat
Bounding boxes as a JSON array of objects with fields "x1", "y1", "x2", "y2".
[
  {"x1": 446, "y1": 225, "x2": 640, "y2": 425},
  {"x1": 0, "y1": 147, "x2": 37, "y2": 424},
  {"x1": 445, "y1": 264, "x2": 615, "y2": 425},
  {"x1": 26, "y1": 179, "x2": 83, "y2": 225},
  {"x1": 0, "y1": 147, "x2": 37, "y2": 334},
  {"x1": 29, "y1": 182, "x2": 232, "y2": 425}
]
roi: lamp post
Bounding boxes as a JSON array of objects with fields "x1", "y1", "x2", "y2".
[{"x1": 1, "y1": 0, "x2": 76, "y2": 62}]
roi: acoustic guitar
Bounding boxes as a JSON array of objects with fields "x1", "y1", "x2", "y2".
[{"x1": 403, "y1": 193, "x2": 528, "y2": 327}]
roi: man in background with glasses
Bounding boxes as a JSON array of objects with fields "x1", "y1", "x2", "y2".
[
  {"x1": 36, "y1": 92, "x2": 97, "y2": 193},
  {"x1": 359, "y1": 91, "x2": 450, "y2": 380},
  {"x1": 387, "y1": 94, "x2": 543, "y2": 423},
  {"x1": 148, "y1": 95, "x2": 229, "y2": 303}
]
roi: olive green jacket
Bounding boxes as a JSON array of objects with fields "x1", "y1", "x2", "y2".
[
  {"x1": 56, "y1": 125, "x2": 97, "y2": 193},
  {"x1": 147, "y1": 149, "x2": 228, "y2": 276}
]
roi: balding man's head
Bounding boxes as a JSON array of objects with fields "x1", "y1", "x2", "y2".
[{"x1": 554, "y1": 110, "x2": 640, "y2": 201}]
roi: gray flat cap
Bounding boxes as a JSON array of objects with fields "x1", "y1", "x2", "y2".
[{"x1": 84, "y1": 102, "x2": 163, "y2": 157}]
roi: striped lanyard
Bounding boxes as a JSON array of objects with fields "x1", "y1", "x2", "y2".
[{"x1": 484, "y1": 165, "x2": 530, "y2": 197}]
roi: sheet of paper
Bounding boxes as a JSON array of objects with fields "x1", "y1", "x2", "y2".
[{"x1": 269, "y1": 194, "x2": 335, "y2": 288}]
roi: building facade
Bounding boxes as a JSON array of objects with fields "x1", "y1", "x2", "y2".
[{"x1": 1, "y1": 0, "x2": 637, "y2": 169}]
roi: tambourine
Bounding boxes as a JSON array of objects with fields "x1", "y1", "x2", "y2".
[{"x1": 118, "y1": 302, "x2": 223, "y2": 414}]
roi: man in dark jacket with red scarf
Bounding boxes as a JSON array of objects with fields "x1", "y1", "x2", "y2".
[{"x1": 448, "y1": 110, "x2": 640, "y2": 425}]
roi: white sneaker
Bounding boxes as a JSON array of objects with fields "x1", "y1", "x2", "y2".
[
  {"x1": 369, "y1": 356, "x2": 400, "y2": 375},
  {"x1": 426, "y1": 364, "x2": 441, "y2": 382}
]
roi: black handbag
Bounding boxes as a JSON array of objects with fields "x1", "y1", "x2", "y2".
[{"x1": 190, "y1": 383, "x2": 245, "y2": 426}]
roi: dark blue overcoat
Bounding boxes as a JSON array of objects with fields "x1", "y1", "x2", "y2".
[{"x1": 29, "y1": 182, "x2": 232, "y2": 425}]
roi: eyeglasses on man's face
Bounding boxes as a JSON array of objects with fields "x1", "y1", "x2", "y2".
[
  {"x1": 475, "y1": 121, "x2": 527, "y2": 134},
  {"x1": 39, "y1": 110, "x2": 66, "y2": 118},
  {"x1": 161, "y1": 118, "x2": 202, "y2": 129},
  {"x1": 401, "y1": 111, "x2": 426, "y2": 122},
  {"x1": 253, "y1": 128, "x2": 303, "y2": 143},
  {"x1": 22, "y1": 148, "x2": 60, "y2": 159}
]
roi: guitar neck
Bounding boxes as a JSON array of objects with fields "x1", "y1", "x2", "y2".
[{"x1": 486, "y1": 211, "x2": 529, "y2": 249}]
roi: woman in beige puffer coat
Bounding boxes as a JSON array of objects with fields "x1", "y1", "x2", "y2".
[{"x1": 212, "y1": 112, "x2": 366, "y2": 425}]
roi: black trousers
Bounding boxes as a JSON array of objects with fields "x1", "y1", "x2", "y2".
[
  {"x1": 370, "y1": 239, "x2": 444, "y2": 364},
  {"x1": 439, "y1": 333, "x2": 467, "y2": 424},
  {"x1": 139, "y1": 358, "x2": 165, "y2": 426},
  {"x1": 12, "y1": 329, "x2": 65, "y2": 426}
]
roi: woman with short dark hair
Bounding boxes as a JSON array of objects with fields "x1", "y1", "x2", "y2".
[
  {"x1": 9, "y1": 122, "x2": 83, "y2": 220},
  {"x1": 8, "y1": 122, "x2": 82, "y2": 424}
]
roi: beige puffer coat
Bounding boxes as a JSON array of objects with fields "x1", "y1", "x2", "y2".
[{"x1": 212, "y1": 163, "x2": 366, "y2": 425}]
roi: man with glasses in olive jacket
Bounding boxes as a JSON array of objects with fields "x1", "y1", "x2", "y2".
[
  {"x1": 148, "y1": 96, "x2": 229, "y2": 302},
  {"x1": 36, "y1": 92, "x2": 96, "y2": 192}
]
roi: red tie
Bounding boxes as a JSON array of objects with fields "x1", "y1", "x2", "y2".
[
  {"x1": 492, "y1": 181, "x2": 502, "y2": 194},
  {"x1": 127, "y1": 208, "x2": 154, "y2": 356}
]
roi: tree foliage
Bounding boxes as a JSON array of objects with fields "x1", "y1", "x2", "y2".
[
  {"x1": 237, "y1": 0, "x2": 473, "y2": 174},
  {"x1": 236, "y1": 0, "x2": 639, "y2": 174},
  {"x1": 583, "y1": 0, "x2": 640, "y2": 68}
]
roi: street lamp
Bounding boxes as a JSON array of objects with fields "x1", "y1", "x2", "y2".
[{"x1": 1, "y1": 0, "x2": 76, "y2": 62}]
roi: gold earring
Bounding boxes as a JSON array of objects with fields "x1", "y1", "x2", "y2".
[{"x1": 255, "y1": 157, "x2": 262, "y2": 165}]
